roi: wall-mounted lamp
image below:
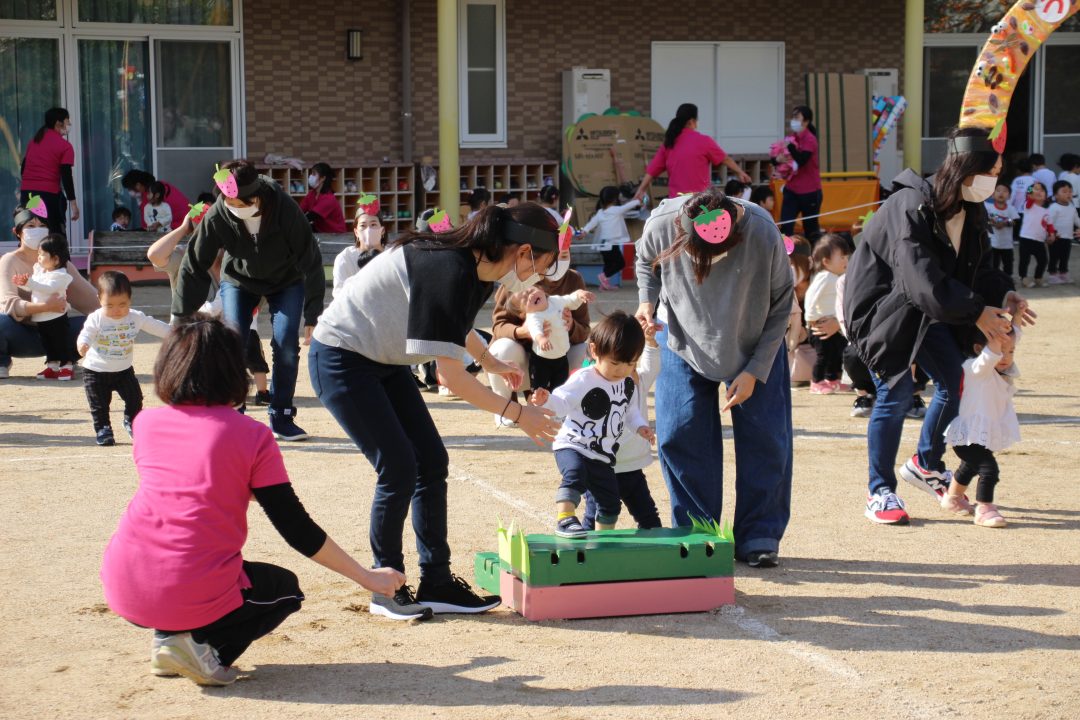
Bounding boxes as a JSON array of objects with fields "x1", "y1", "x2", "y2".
[{"x1": 347, "y1": 29, "x2": 363, "y2": 60}]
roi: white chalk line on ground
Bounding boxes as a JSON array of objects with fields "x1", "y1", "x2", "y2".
[{"x1": 443, "y1": 463, "x2": 952, "y2": 719}]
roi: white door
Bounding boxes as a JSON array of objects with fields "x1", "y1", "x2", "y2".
[{"x1": 651, "y1": 42, "x2": 785, "y2": 155}]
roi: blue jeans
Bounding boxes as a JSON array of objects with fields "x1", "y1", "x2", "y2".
[
  {"x1": 218, "y1": 280, "x2": 303, "y2": 411},
  {"x1": 582, "y1": 469, "x2": 662, "y2": 531},
  {"x1": 554, "y1": 448, "x2": 620, "y2": 526},
  {"x1": 655, "y1": 344, "x2": 793, "y2": 558},
  {"x1": 867, "y1": 322, "x2": 964, "y2": 495},
  {"x1": 308, "y1": 339, "x2": 452, "y2": 583},
  {"x1": 0, "y1": 314, "x2": 86, "y2": 369}
]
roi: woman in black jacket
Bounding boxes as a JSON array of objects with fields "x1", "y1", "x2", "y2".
[
  {"x1": 172, "y1": 160, "x2": 326, "y2": 441},
  {"x1": 844, "y1": 127, "x2": 1035, "y2": 526}
]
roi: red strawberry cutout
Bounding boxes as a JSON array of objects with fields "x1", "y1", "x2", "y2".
[
  {"x1": 357, "y1": 194, "x2": 380, "y2": 216},
  {"x1": 26, "y1": 194, "x2": 48, "y2": 219},
  {"x1": 428, "y1": 208, "x2": 453, "y2": 233},
  {"x1": 783, "y1": 235, "x2": 795, "y2": 255},
  {"x1": 989, "y1": 118, "x2": 1007, "y2": 154},
  {"x1": 557, "y1": 206, "x2": 574, "y2": 252},
  {"x1": 187, "y1": 202, "x2": 209, "y2": 224},
  {"x1": 692, "y1": 205, "x2": 732, "y2": 244},
  {"x1": 213, "y1": 164, "x2": 238, "y2": 198}
]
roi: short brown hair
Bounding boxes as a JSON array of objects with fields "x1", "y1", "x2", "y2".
[
  {"x1": 153, "y1": 314, "x2": 250, "y2": 407},
  {"x1": 97, "y1": 270, "x2": 132, "y2": 298},
  {"x1": 811, "y1": 233, "x2": 850, "y2": 274},
  {"x1": 589, "y1": 310, "x2": 645, "y2": 364}
]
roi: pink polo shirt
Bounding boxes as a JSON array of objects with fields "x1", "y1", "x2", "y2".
[
  {"x1": 785, "y1": 129, "x2": 821, "y2": 194},
  {"x1": 139, "y1": 182, "x2": 190, "y2": 231},
  {"x1": 645, "y1": 128, "x2": 727, "y2": 197},
  {"x1": 300, "y1": 190, "x2": 347, "y2": 233},
  {"x1": 100, "y1": 404, "x2": 290, "y2": 630},
  {"x1": 20, "y1": 129, "x2": 75, "y2": 195}
]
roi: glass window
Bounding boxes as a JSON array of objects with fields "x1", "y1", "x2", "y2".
[
  {"x1": 0, "y1": 37, "x2": 61, "y2": 228},
  {"x1": 78, "y1": 39, "x2": 152, "y2": 232},
  {"x1": 0, "y1": 0, "x2": 56, "y2": 20},
  {"x1": 78, "y1": 0, "x2": 234, "y2": 26},
  {"x1": 156, "y1": 41, "x2": 232, "y2": 147},
  {"x1": 926, "y1": 0, "x2": 1080, "y2": 33},
  {"x1": 1043, "y1": 45, "x2": 1080, "y2": 135},
  {"x1": 924, "y1": 46, "x2": 978, "y2": 138},
  {"x1": 459, "y1": 0, "x2": 505, "y2": 146}
]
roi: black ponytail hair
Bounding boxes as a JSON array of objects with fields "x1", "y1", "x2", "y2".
[
  {"x1": 311, "y1": 162, "x2": 334, "y2": 194},
  {"x1": 121, "y1": 169, "x2": 156, "y2": 191},
  {"x1": 539, "y1": 184, "x2": 559, "y2": 205},
  {"x1": 597, "y1": 186, "x2": 620, "y2": 212},
  {"x1": 792, "y1": 105, "x2": 818, "y2": 137},
  {"x1": 39, "y1": 234, "x2": 71, "y2": 267},
  {"x1": 34, "y1": 107, "x2": 69, "y2": 144},
  {"x1": 664, "y1": 103, "x2": 698, "y2": 149}
]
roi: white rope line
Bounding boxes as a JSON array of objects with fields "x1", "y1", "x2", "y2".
[{"x1": 86, "y1": 240, "x2": 357, "y2": 252}]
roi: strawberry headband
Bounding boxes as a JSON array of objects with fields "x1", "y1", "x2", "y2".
[{"x1": 679, "y1": 204, "x2": 735, "y2": 245}]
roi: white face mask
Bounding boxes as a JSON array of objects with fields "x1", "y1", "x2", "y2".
[
  {"x1": 226, "y1": 202, "x2": 259, "y2": 220},
  {"x1": 547, "y1": 252, "x2": 571, "y2": 283},
  {"x1": 498, "y1": 248, "x2": 541, "y2": 293},
  {"x1": 961, "y1": 174, "x2": 998, "y2": 203},
  {"x1": 790, "y1": 119, "x2": 804, "y2": 133},
  {"x1": 22, "y1": 226, "x2": 49, "y2": 249},
  {"x1": 359, "y1": 226, "x2": 382, "y2": 250},
  {"x1": 308, "y1": 174, "x2": 320, "y2": 189}
]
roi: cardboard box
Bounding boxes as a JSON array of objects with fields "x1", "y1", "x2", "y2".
[
  {"x1": 562, "y1": 112, "x2": 666, "y2": 200},
  {"x1": 804, "y1": 73, "x2": 874, "y2": 174}
]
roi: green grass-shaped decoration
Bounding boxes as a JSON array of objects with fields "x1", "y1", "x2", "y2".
[{"x1": 689, "y1": 515, "x2": 734, "y2": 543}]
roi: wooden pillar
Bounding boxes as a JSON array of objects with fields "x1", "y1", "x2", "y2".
[
  {"x1": 903, "y1": 0, "x2": 925, "y2": 173},
  {"x1": 437, "y1": 0, "x2": 460, "y2": 216}
]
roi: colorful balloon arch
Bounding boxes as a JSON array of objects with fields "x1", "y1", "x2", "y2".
[{"x1": 959, "y1": 0, "x2": 1080, "y2": 151}]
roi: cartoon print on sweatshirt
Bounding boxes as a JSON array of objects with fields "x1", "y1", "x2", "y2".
[{"x1": 568, "y1": 377, "x2": 637, "y2": 464}]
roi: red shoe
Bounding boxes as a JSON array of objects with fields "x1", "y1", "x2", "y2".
[
  {"x1": 36, "y1": 366, "x2": 59, "y2": 380},
  {"x1": 865, "y1": 491, "x2": 910, "y2": 525},
  {"x1": 57, "y1": 367, "x2": 74, "y2": 381}
]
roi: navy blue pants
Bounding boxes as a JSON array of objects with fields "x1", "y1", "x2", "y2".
[
  {"x1": 582, "y1": 469, "x2": 662, "y2": 530},
  {"x1": 554, "y1": 448, "x2": 621, "y2": 525}
]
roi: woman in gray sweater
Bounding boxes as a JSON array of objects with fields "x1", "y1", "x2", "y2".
[{"x1": 635, "y1": 190, "x2": 793, "y2": 568}]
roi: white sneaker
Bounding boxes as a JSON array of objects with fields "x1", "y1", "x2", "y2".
[
  {"x1": 437, "y1": 385, "x2": 454, "y2": 397},
  {"x1": 1046, "y1": 274, "x2": 1064, "y2": 285},
  {"x1": 150, "y1": 634, "x2": 180, "y2": 677},
  {"x1": 898, "y1": 454, "x2": 952, "y2": 500},
  {"x1": 152, "y1": 632, "x2": 238, "y2": 686},
  {"x1": 1060, "y1": 274, "x2": 1073, "y2": 284},
  {"x1": 492, "y1": 412, "x2": 518, "y2": 429}
]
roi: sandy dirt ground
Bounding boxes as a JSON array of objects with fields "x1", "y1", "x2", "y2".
[{"x1": 1, "y1": 283, "x2": 1078, "y2": 720}]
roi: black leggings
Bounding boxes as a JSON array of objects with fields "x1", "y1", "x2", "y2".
[
  {"x1": 952, "y1": 444, "x2": 999, "y2": 503},
  {"x1": 529, "y1": 351, "x2": 568, "y2": 393},
  {"x1": 156, "y1": 561, "x2": 303, "y2": 667},
  {"x1": 1018, "y1": 238, "x2": 1047, "y2": 279},
  {"x1": 842, "y1": 344, "x2": 874, "y2": 394},
  {"x1": 601, "y1": 246, "x2": 626, "y2": 278},
  {"x1": 779, "y1": 188, "x2": 823, "y2": 243},
  {"x1": 809, "y1": 331, "x2": 846, "y2": 382},
  {"x1": 83, "y1": 367, "x2": 142, "y2": 431},
  {"x1": 1048, "y1": 237, "x2": 1072, "y2": 275},
  {"x1": 36, "y1": 315, "x2": 75, "y2": 364},
  {"x1": 992, "y1": 248, "x2": 1014, "y2": 276}
]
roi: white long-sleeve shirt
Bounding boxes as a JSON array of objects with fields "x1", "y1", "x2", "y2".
[
  {"x1": 582, "y1": 199, "x2": 641, "y2": 250},
  {"x1": 143, "y1": 202, "x2": 173, "y2": 233},
  {"x1": 613, "y1": 344, "x2": 659, "y2": 473},
  {"x1": 524, "y1": 293, "x2": 587, "y2": 359},
  {"x1": 77, "y1": 309, "x2": 171, "y2": 372},
  {"x1": 24, "y1": 264, "x2": 72, "y2": 322},
  {"x1": 804, "y1": 269, "x2": 840, "y2": 323},
  {"x1": 944, "y1": 346, "x2": 1020, "y2": 452},
  {"x1": 545, "y1": 366, "x2": 648, "y2": 466}
]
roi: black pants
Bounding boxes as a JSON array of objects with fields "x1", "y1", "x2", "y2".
[
  {"x1": 245, "y1": 328, "x2": 269, "y2": 374},
  {"x1": 842, "y1": 344, "x2": 875, "y2": 395},
  {"x1": 779, "y1": 188, "x2": 823, "y2": 243},
  {"x1": 83, "y1": 367, "x2": 142, "y2": 432},
  {"x1": 1018, "y1": 238, "x2": 1047, "y2": 279},
  {"x1": 20, "y1": 190, "x2": 67, "y2": 235},
  {"x1": 157, "y1": 561, "x2": 303, "y2": 667},
  {"x1": 36, "y1": 315, "x2": 74, "y2": 364},
  {"x1": 1048, "y1": 238, "x2": 1072, "y2": 275},
  {"x1": 601, "y1": 246, "x2": 626, "y2": 278},
  {"x1": 808, "y1": 330, "x2": 846, "y2": 382},
  {"x1": 529, "y1": 351, "x2": 568, "y2": 393},
  {"x1": 582, "y1": 469, "x2": 662, "y2": 531},
  {"x1": 952, "y1": 444, "x2": 999, "y2": 503},
  {"x1": 992, "y1": 248, "x2": 1014, "y2": 276}
]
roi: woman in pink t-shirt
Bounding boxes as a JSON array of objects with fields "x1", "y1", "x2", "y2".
[
  {"x1": 120, "y1": 169, "x2": 191, "y2": 231},
  {"x1": 19, "y1": 107, "x2": 79, "y2": 234},
  {"x1": 778, "y1": 106, "x2": 824, "y2": 243},
  {"x1": 300, "y1": 162, "x2": 347, "y2": 233},
  {"x1": 634, "y1": 103, "x2": 751, "y2": 201},
  {"x1": 100, "y1": 317, "x2": 404, "y2": 686}
]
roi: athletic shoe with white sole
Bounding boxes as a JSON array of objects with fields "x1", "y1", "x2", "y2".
[
  {"x1": 865, "y1": 491, "x2": 910, "y2": 525},
  {"x1": 898, "y1": 454, "x2": 951, "y2": 500},
  {"x1": 742, "y1": 550, "x2": 779, "y2": 568},
  {"x1": 152, "y1": 632, "x2": 238, "y2": 686},
  {"x1": 149, "y1": 634, "x2": 180, "y2": 677},
  {"x1": 906, "y1": 394, "x2": 927, "y2": 419},
  {"x1": 416, "y1": 574, "x2": 501, "y2": 614},
  {"x1": 370, "y1": 585, "x2": 434, "y2": 621},
  {"x1": 850, "y1": 395, "x2": 875, "y2": 418},
  {"x1": 555, "y1": 515, "x2": 588, "y2": 539}
]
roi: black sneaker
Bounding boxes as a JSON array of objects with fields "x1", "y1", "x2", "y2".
[
  {"x1": 370, "y1": 585, "x2": 434, "y2": 621},
  {"x1": 253, "y1": 390, "x2": 272, "y2": 406},
  {"x1": 850, "y1": 394, "x2": 875, "y2": 418},
  {"x1": 416, "y1": 574, "x2": 501, "y2": 614},
  {"x1": 742, "y1": 550, "x2": 779, "y2": 568},
  {"x1": 555, "y1": 515, "x2": 588, "y2": 539},
  {"x1": 96, "y1": 427, "x2": 115, "y2": 446},
  {"x1": 906, "y1": 394, "x2": 927, "y2": 419},
  {"x1": 122, "y1": 416, "x2": 134, "y2": 437}
]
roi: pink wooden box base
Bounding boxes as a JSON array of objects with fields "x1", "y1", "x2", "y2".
[{"x1": 499, "y1": 572, "x2": 735, "y2": 621}]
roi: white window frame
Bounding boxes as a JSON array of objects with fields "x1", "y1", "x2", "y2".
[{"x1": 457, "y1": 0, "x2": 506, "y2": 148}]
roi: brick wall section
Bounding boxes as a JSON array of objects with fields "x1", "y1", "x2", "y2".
[{"x1": 245, "y1": 0, "x2": 905, "y2": 164}]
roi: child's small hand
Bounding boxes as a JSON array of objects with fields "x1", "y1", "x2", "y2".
[
  {"x1": 643, "y1": 320, "x2": 658, "y2": 347},
  {"x1": 12, "y1": 273, "x2": 28, "y2": 287},
  {"x1": 78, "y1": 344, "x2": 89, "y2": 357},
  {"x1": 529, "y1": 388, "x2": 550, "y2": 406},
  {"x1": 576, "y1": 290, "x2": 596, "y2": 304},
  {"x1": 637, "y1": 426, "x2": 656, "y2": 444},
  {"x1": 538, "y1": 337, "x2": 553, "y2": 352}
]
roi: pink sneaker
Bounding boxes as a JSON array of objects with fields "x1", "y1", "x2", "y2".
[
  {"x1": 940, "y1": 494, "x2": 974, "y2": 516},
  {"x1": 829, "y1": 380, "x2": 852, "y2": 393},
  {"x1": 809, "y1": 381, "x2": 835, "y2": 395}
]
